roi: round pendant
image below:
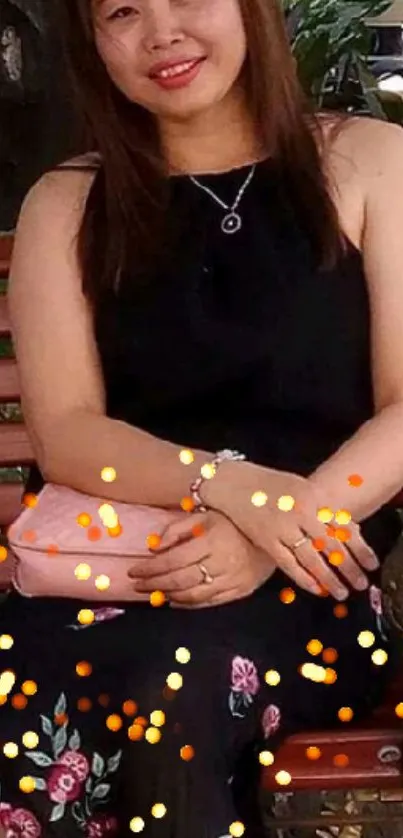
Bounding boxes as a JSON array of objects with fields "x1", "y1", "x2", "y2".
[{"x1": 221, "y1": 212, "x2": 242, "y2": 234}]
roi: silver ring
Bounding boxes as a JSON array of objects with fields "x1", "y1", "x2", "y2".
[
  {"x1": 291, "y1": 536, "x2": 310, "y2": 551},
  {"x1": 199, "y1": 563, "x2": 214, "y2": 585}
]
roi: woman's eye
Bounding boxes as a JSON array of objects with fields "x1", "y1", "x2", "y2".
[{"x1": 108, "y1": 7, "x2": 136, "y2": 21}]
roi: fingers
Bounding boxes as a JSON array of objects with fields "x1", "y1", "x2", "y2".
[
  {"x1": 170, "y1": 588, "x2": 243, "y2": 609},
  {"x1": 157, "y1": 513, "x2": 207, "y2": 550},
  {"x1": 291, "y1": 540, "x2": 349, "y2": 599},
  {"x1": 128, "y1": 540, "x2": 208, "y2": 579},
  {"x1": 275, "y1": 543, "x2": 323, "y2": 596},
  {"x1": 343, "y1": 524, "x2": 379, "y2": 571},
  {"x1": 134, "y1": 564, "x2": 209, "y2": 593}
]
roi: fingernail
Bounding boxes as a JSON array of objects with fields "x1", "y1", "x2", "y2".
[
  {"x1": 368, "y1": 555, "x2": 379, "y2": 570},
  {"x1": 336, "y1": 588, "x2": 349, "y2": 601},
  {"x1": 356, "y1": 577, "x2": 368, "y2": 591}
]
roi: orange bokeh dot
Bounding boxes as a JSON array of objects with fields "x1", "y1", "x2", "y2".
[
  {"x1": 77, "y1": 697, "x2": 92, "y2": 712},
  {"x1": 180, "y1": 497, "x2": 195, "y2": 513},
  {"x1": 317, "y1": 585, "x2": 330, "y2": 598},
  {"x1": 77, "y1": 513, "x2": 92, "y2": 528},
  {"x1": 23, "y1": 494, "x2": 38, "y2": 509},
  {"x1": 146, "y1": 533, "x2": 162, "y2": 550},
  {"x1": 87, "y1": 527, "x2": 102, "y2": 543},
  {"x1": 322, "y1": 648, "x2": 338, "y2": 664},
  {"x1": 280, "y1": 588, "x2": 296, "y2": 604},
  {"x1": 0, "y1": 546, "x2": 8, "y2": 563},
  {"x1": 150, "y1": 591, "x2": 166, "y2": 608},
  {"x1": 180, "y1": 745, "x2": 195, "y2": 762},
  {"x1": 306, "y1": 746, "x2": 322, "y2": 761},
  {"x1": 22, "y1": 681, "x2": 37, "y2": 697},
  {"x1": 333, "y1": 753, "x2": 349, "y2": 768},
  {"x1": 395, "y1": 703, "x2": 403, "y2": 719},
  {"x1": 11, "y1": 694, "x2": 28, "y2": 710},
  {"x1": 348, "y1": 474, "x2": 363, "y2": 487},
  {"x1": 338, "y1": 707, "x2": 354, "y2": 722},
  {"x1": 326, "y1": 525, "x2": 337, "y2": 538},
  {"x1": 54, "y1": 713, "x2": 69, "y2": 726},
  {"x1": 108, "y1": 524, "x2": 123, "y2": 538},
  {"x1": 0, "y1": 695, "x2": 7, "y2": 706},
  {"x1": 128, "y1": 724, "x2": 144, "y2": 741},
  {"x1": 328, "y1": 551, "x2": 344, "y2": 567},
  {"x1": 311, "y1": 538, "x2": 325, "y2": 552},
  {"x1": 98, "y1": 694, "x2": 110, "y2": 708},
  {"x1": 46, "y1": 544, "x2": 60, "y2": 557},
  {"x1": 192, "y1": 524, "x2": 205, "y2": 538},
  {"x1": 334, "y1": 527, "x2": 351, "y2": 542},
  {"x1": 76, "y1": 661, "x2": 92, "y2": 677},
  {"x1": 123, "y1": 700, "x2": 138, "y2": 717},
  {"x1": 333, "y1": 603, "x2": 348, "y2": 619},
  {"x1": 22, "y1": 530, "x2": 36, "y2": 544},
  {"x1": 134, "y1": 716, "x2": 148, "y2": 728},
  {"x1": 307, "y1": 639, "x2": 323, "y2": 656},
  {"x1": 106, "y1": 714, "x2": 123, "y2": 732},
  {"x1": 324, "y1": 668, "x2": 338, "y2": 685}
]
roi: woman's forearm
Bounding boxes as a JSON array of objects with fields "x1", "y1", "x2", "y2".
[
  {"x1": 308, "y1": 402, "x2": 403, "y2": 521},
  {"x1": 42, "y1": 408, "x2": 213, "y2": 507}
]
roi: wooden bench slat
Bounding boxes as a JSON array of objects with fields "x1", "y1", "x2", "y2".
[
  {"x1": 0, "y1": 296, "x2": 11, "y2": 337},
  {"x1": 0, "y1": 359, "x2": 19, "y2": 402},
  {"x1": 0, "y1": 422, "x2": 34, "y2": 465},
  {"x1": 0, "y1": 481, "x2": 23, "y2": 529}
]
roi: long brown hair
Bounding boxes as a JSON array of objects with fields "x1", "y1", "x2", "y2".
[{"x1": 57, "y1": 0, "x2": 346, "y2": 307}]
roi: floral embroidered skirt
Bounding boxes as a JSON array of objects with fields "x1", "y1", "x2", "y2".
[{"x1": 0, "y1": 574, "x2": 393, "y2": 838}]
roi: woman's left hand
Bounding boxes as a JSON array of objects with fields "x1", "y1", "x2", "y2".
[{"x1": 128, "y1": 511, "x2": 276, "y2": 608}]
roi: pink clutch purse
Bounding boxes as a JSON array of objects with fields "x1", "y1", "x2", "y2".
[{"x1": 8, "y1": 483, "x2": 185, "y2": 600}]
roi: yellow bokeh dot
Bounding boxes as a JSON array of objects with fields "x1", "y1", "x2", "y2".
[
  {"x1": 77, "y1": 513, "x2": 92, "y2": 528},
  {"x1": 338, "y1": 707, "x2": 354, "y2": 722},
  {"x1": 22, "y1": 680, "x2": 37, "y2": 697},
  {"x1": 78, "y1": 609, "x2": 95, "y2": 626},
  {"x1": 22, "y1": 731, "x2": 39, "y2": 750},
  {"x1": 150, "y1": 591, "x2": 166, "y2": 608},
  {"x1": 75, "y1": 563, "x2": 92, "y2": 581},
  {"x1": 317, "y1": 507, "x2": 334, "y2": 524},
  {"x1": 19, "y1": 776, "x2": 36, "y2": 794},
  {"x1": 98, "y1": 503, "x2": 119, "y2": 529},
  {"x1": 3, "y1": 742, "x2": 18, "y2": 758},
  {"x1": 395, "y1": 703, "x2": 403, "y2": 719},
  {"x1": 0, "y1": 670, "x2": 16, "y2": 695},
  {"x1": 129, "y1": 817, "x2": 145, "y2": 833},
  {"x1": 145, "y1": 727, "x2": 162, "y2": 744},
  {"x1": 101, "y1": 467, "x2": 117, "y2": 483},
  {"x1": 275, "y1": 770, "x2": 292, "y2": 786},
  {"x1": 0, "y1": 546, "x2": 7, "y2": 563},
  {"x1": 106, "y1": 714, "x2": 123, "y2": 732},
  {"x1": 279, "y1": 588, "x2": 296, "y2": 604},
  {"x1": 277, "y1": 495, "x2": 296, "y2": 512},
  {"x1": 200, "y1": 462, "x2": 216, "y2": 480},
  {"x1": 0, "y1": 634, "x2": 14, "y2": 650},
  {"x1": 76, "y1": 661, "x2": 92, "y2": 677},
  {"x1": 179, "y1": 449, "x2": 195, "y2": 466},
  {"x1": 166, "y1": 672, "x2": 183, "y2": 691},
  {"x1": 150, "y1": 710, "x2": 165, "y2": 727},
  {"x1": 335, "y1": 509, "x2": 352, "y2": 525},
  {"x1": 372, "y1": 648, "x2": 388, "y2": 666},
  {"x1": 151, "y1": 803, "x2": 167, "y2": 819},
  {"x1": 306, "y1": 746, "x2": 322, "y2": 761},
  {"x1": 175, "y1": 647, "x2": 191, "y2": 664},
  {"x1": 306, "y1": 639, "x2": 323, "y2": 656},
  {"x1": 95, "y1": 575, "x2": 111, "y2": 592},
  {"x1": 265, "y1": 670, "x2": 281, "y2": 686},
  {"x1": 251, "y1": 491, "x2": 268, "y2": 508},
  {"x1": 229, "y1": 822, "x2": 245, "y2": 837},
  {"x1": 358, "y1": 630, "x2": 375, "y2": 649},
  {"x1": 259, "y1": 750, "x2": 274, "y2": 766},
  {"x1": 300, "y1": 663, "x2": 326, "y2": 683}
]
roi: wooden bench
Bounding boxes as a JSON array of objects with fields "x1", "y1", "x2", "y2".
[{"x1": 1, "y1": 232, "x2": 403, "y2": 831}]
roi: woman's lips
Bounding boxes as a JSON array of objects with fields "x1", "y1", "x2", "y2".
[{"x1": 149, "y1": 58, "x2": 206, "y2": 90}]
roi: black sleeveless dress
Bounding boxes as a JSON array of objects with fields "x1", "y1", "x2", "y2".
[{"x1": 0, "y1": 159, "x2": 401, "y2": 838}]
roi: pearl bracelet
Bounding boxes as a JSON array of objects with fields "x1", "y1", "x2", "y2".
[{"x1": 190, "y1": 448, "x2": 246, "y2": 513}]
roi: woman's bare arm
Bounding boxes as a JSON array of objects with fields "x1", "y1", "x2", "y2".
[{"x1": 9, "y1": 170, "x2": 214, "y2": 508}]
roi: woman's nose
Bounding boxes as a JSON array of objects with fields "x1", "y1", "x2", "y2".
[{"x1": 142, "y1": 1, "x2": 184, "y2": 52}]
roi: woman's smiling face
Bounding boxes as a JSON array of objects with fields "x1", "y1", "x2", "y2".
[{"x1": 92, "y1": 0, "x2": 248, "y2": 121}]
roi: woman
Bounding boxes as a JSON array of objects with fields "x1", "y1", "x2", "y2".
[{"x1": 1, "y1": 0, "x2": 403, "y2": 835}]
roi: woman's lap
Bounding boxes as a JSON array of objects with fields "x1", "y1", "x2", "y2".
[{"x1": 0, "y1": 576, "x2": 392, "y2": 837}]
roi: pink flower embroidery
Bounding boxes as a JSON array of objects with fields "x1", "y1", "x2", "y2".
[
  {"x1": 262, "y1": 704, "x2": 281, "y2": 738},
  {"x1": 231, "y1": 656, "x2": 260, "y2": 696},
  {"x1": 369, "y1": 585, "x2": 383, "y2": 617},
  {"x1": 0, "y1": 805, "x2": 41, "y2": 837},
  {"x1": 47, "y1": 764, "x2": 82, "y2": 804},
  {"x1": 93, "y1": 608, "x2": 125, "y2": 624},
  {"x1": 59, "y1": 749, "x2": 90, "y2": 782},
  {"x1": 86, "y1": 815, "x2": 119, "y2": 837}
]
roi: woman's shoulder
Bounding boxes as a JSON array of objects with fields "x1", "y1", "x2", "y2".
[
  {"x1": 321, "y1": 113, "x2": 403, "y2": 186},
  {"x1": 19, "y1": 153, "x2": 100, "y2": 229}
]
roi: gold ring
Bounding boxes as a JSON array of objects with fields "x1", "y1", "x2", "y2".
[
  {"x1": 199, "y1": 563, "x2": 214, "y2": 585},
  {"x1": 291, "y1": 536, "x2": 310, "y2": 551}
]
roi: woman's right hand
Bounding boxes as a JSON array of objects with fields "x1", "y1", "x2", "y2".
[{"x1": 205, "y1": 460, "x2": 379, "y2": 600}]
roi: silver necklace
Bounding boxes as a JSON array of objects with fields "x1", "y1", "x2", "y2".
[{"x1": 189, "y1": 164, "x2": 256, "y2": 234}]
